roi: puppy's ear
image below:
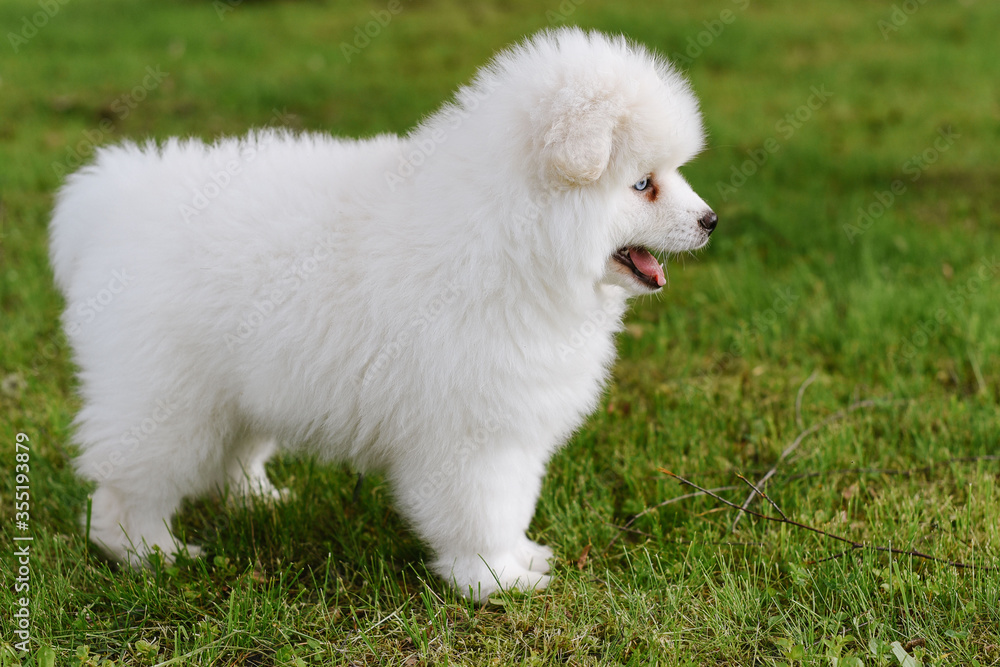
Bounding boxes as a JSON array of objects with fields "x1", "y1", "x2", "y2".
[{"x1": 542, "y1": 96, "x2": 620, "y2": 186}]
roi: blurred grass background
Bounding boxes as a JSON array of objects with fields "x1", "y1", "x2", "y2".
[{"x1": 1, "y1": 0, "x2": 999, "y2": 664}]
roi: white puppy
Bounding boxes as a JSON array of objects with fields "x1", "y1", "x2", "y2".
[{"x1": 50, "y1": 27, "x2": 715, "y2": 601}]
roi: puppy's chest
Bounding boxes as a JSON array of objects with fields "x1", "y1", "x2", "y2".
[
  {"x1": 556, "y1": 291, "x2": 627, "y2": 359},
  {"x1": 531, "y1": 304, "x2": 624, "y2": 393},
  {"x1": 504, "y1": 310, "x2": 623, "y2": 436}
]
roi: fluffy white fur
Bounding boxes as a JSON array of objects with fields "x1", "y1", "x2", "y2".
[{"x1": 50, "y1": 28, "x2": 714, "y2": 601}]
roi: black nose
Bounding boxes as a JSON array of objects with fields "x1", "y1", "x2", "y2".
[{"x1": 698, "y1": 211, "x2": 718, "y2": 233}]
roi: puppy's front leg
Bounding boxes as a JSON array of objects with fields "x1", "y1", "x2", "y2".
[{"x1": 389, "y1": 442, "x2": 555, "y2": 602}]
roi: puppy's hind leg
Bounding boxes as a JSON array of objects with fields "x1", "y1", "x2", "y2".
[
  {"x1": 225, "y1": 436, "x2": 288, "y2": 503},
  {"x1": 86, "y1": 482, "x2": 200, "y2": 567},
  {"x1": 514, "y1": 538, "x2": 555, "y2": 575},
  {"x1": 75, "y1": 404, "x2": 227, "y2": 566}
]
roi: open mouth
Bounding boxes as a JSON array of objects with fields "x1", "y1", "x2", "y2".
[{"x1": 612, "y1": 246, "x2": 666, "y2": 290}]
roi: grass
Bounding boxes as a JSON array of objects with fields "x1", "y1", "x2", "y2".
[{"x1": 1, "y1": 0, "x2": 999, "y2": 664}]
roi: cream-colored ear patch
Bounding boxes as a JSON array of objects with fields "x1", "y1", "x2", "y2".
[{"x1": 543, "y1": 96, "x2": 620, "y2": 186}]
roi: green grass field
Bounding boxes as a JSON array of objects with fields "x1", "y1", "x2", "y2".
[{"x1": 2, "y1": 0, "x2": 999, "y2": 664}]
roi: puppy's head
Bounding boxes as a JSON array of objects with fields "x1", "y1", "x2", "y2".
[{"x1": 524, "y1": 29, "x2": 716, "y2": 295}]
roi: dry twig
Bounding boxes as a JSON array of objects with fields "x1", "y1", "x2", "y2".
[
  {"x1": 794, "y1": 370, "x2": 820, "y2": 429},
  {"x1": 601, "y1": 485, "x2": 739, "y2": 555},
  {"x1": 735, "y1": 473, "x2": 786, "y2": 521},
  {"x1": 661, "y1": 469, "x2": 997, "y2": 571},
  {"x1": 731, "y1": 397, "x2": 896, "y2": 531}
]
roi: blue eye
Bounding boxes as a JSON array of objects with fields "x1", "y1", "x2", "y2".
[{"x1": 633, "y1": 176, "x2": 650, "y2": 191}]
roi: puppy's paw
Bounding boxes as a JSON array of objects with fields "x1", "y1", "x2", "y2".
[
  {"x1": 174, "y1": 543, "x2": 204, "y2": 561},
  {"x1": 436, "y1": 551, "x2": 553, "y2": 604},
  {"x1": 227, "y1": 483, "x2": 293, "y2": 507},
  {"x1": 140, "y1": 543, "x2": 204, "y2": 568},
  {"x1": 224, "y1": 466, "x2": 292, "y2": 506},
  {"x1": 496, "y1": 569, "x2": 551, "y2": 597},
  {"x1": 97, "y1": 536, "x2": 203, "y2": 569},
  {"x1": 266, "y1": 487, "x2": 293, "y2": 503},
  {"x1": 516, "y1": 538, "x2": 554, "y2": 574}
]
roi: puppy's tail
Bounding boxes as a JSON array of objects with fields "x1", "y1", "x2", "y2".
[{"x1": 48, "y1": 142, "x2": 143, "y2": 294}]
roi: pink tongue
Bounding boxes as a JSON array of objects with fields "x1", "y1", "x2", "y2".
[{"x1": 628, "y1": 247, "x2": 665, "y2": 286}]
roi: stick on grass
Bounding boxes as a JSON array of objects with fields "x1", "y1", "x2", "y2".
[
  {"x1": 731, "y1": 397, "x2": 896, "y2": 531},
  {"x1": 661, "y1": 469, "x2": 998, "y2": 572}
]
